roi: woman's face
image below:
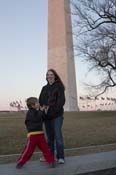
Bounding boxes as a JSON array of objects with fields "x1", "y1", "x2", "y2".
[{"x1": 46, "y1": 70, "x2": 55, "y2": 85}]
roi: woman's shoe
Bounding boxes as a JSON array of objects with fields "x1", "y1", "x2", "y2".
[{"x1": 58, "y1": 158, "x2": 64, "y2": 164}]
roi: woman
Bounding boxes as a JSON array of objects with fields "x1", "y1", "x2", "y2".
[{"x1": 39, "y1": 69, "x2": 65, "y2": 164}]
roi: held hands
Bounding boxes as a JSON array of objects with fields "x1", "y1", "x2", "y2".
[
  {"x1": 40, "y1": 105, "x2": 49, "y2": 114},
  {"x1": 39, "y1": 106, "x2": 45, "y2": 111}
]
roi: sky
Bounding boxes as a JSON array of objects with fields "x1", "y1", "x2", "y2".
[
  {"x1": 0, "y1": 0, "x2": 85, "y2": 111},
  {"x1": 0, "y1": 0, "x2": 48, "y2": 110},
  {"x1": 0, "y1": 0, "x2": 115, "y2": 111}
]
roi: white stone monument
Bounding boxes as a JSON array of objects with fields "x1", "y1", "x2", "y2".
[{"x1": 48, "y1": 0, "x2": 78, "y2": 111}]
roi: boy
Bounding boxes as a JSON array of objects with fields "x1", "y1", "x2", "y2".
[{"x1": 16, "y1": 97, "x2": 55, "y2": 169}]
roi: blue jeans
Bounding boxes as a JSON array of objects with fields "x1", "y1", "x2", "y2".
[{"x1": 44, "y1": 116, "x2": 64, "y2": 159}]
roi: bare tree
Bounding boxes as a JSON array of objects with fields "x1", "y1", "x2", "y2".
[
  {"x1": 71, "y1": 0, "x2": 116, "y2": 96},
  {"x1": 9, "y1": 100, "x2": 23, "y2": 111}
]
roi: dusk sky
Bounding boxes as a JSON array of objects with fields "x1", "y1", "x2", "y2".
[
  {"x1": 0, "y1": 0, "x2": 114, "y2": 111},
  {"x1": 0, "y1": 0, "x2": 48, "y2": 110}
]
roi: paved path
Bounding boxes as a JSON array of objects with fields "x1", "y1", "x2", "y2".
[{"x1": 0, "y1": 151, "x2": 116, "y2": 175}]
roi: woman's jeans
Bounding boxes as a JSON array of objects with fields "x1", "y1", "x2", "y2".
[{"x1": 44, "y1": 116, "x2": 64, "y2": 159}]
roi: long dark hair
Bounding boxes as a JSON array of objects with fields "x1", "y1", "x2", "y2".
[{"x1": 46, "y1": 69, "x2": 65, "y2": 89}]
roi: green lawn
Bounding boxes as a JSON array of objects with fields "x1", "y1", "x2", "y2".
[{"x1": 0, "y1": 111, "x2": 116, "y2": 155}]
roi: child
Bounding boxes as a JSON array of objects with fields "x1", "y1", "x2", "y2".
[{"x1": 16, "y1": 97, "x2": 55, "y2": 169}]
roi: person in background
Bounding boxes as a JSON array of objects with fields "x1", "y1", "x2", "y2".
[
  {"x1": 39, "y1": 69, "x2": 65, "y2": 164},
  {"x1": 16, "y1": 97, "x2": 55, "y2": 169}
]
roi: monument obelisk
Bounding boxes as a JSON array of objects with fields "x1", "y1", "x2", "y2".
[{"x1": 48, "y1": 0, "x2": 78, "y2": 111}]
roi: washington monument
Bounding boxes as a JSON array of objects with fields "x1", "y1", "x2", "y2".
[{"x1": 48, "y1": 0, "x2": 78, "y2": 111}]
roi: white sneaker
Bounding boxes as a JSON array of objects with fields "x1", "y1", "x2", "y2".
[
  {"x1": 40, "y1": 157, "x2": 46, "y2": 162},
  {"x1": 58, "y1": 158, "x2": 65, "y2": 164},
  {"x1": 40, "y1": 156, "x2": 57, "y2": 162}
]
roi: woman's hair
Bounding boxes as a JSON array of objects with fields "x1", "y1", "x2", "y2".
[{"x1": 46, "y1": 68, "x2": 65, "y2": 89}]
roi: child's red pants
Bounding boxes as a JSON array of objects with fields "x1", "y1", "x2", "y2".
[{"x1": 17, "y1": 133, "x2": 55, "y2": 165}]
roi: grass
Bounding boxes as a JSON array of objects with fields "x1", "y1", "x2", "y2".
[
  {"x1": 0, "y1": 111, "x2": 116, "y2": 155},
  {"x1": 63, "y1": 111, "x2": 116, "y2": 147}
]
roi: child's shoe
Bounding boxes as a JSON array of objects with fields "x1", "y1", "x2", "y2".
[{"x1": 16, "y1": 163, "x2": 23, "y2": 169}]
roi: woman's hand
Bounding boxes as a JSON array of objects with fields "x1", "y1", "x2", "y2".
[{"x1": 44, "y1": 106, "x2": 49, "y2": 114}]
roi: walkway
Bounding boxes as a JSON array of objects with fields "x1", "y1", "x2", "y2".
[{"x1": 0, "y1": 150, "x2": 116, "y2": 175}]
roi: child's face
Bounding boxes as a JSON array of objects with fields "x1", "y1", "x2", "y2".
[
  {"x1": 35, "y1": 101, "x2": 40, "y2": 109},
  {"x1": 32, "y1": 101, "x2": 40, "y2": 109}
]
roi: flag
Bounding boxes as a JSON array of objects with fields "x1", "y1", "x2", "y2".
[
  {"x1": 87, "y1": 97, "x2": 91, "y2": 100},
  {"x1": 79, "y1": 96, "x2": 84, "y2": 100},
  {"x1": 101, "y1": 97, "x2": 105, "y2": 100},
  {"x1": 107, "y1": 97, "x2": 110, "y2": 100},
  {"x1": 95, "y1": 97, "x2": 99, "y2": 100}
]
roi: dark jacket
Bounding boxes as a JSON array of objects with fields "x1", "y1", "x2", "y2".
[
  {"x1": 25, "y1": 108, "x2": 44, "y2": 132},
  {"x1": 39, "y1": 81, "x2": 65, "y2": 120}
]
